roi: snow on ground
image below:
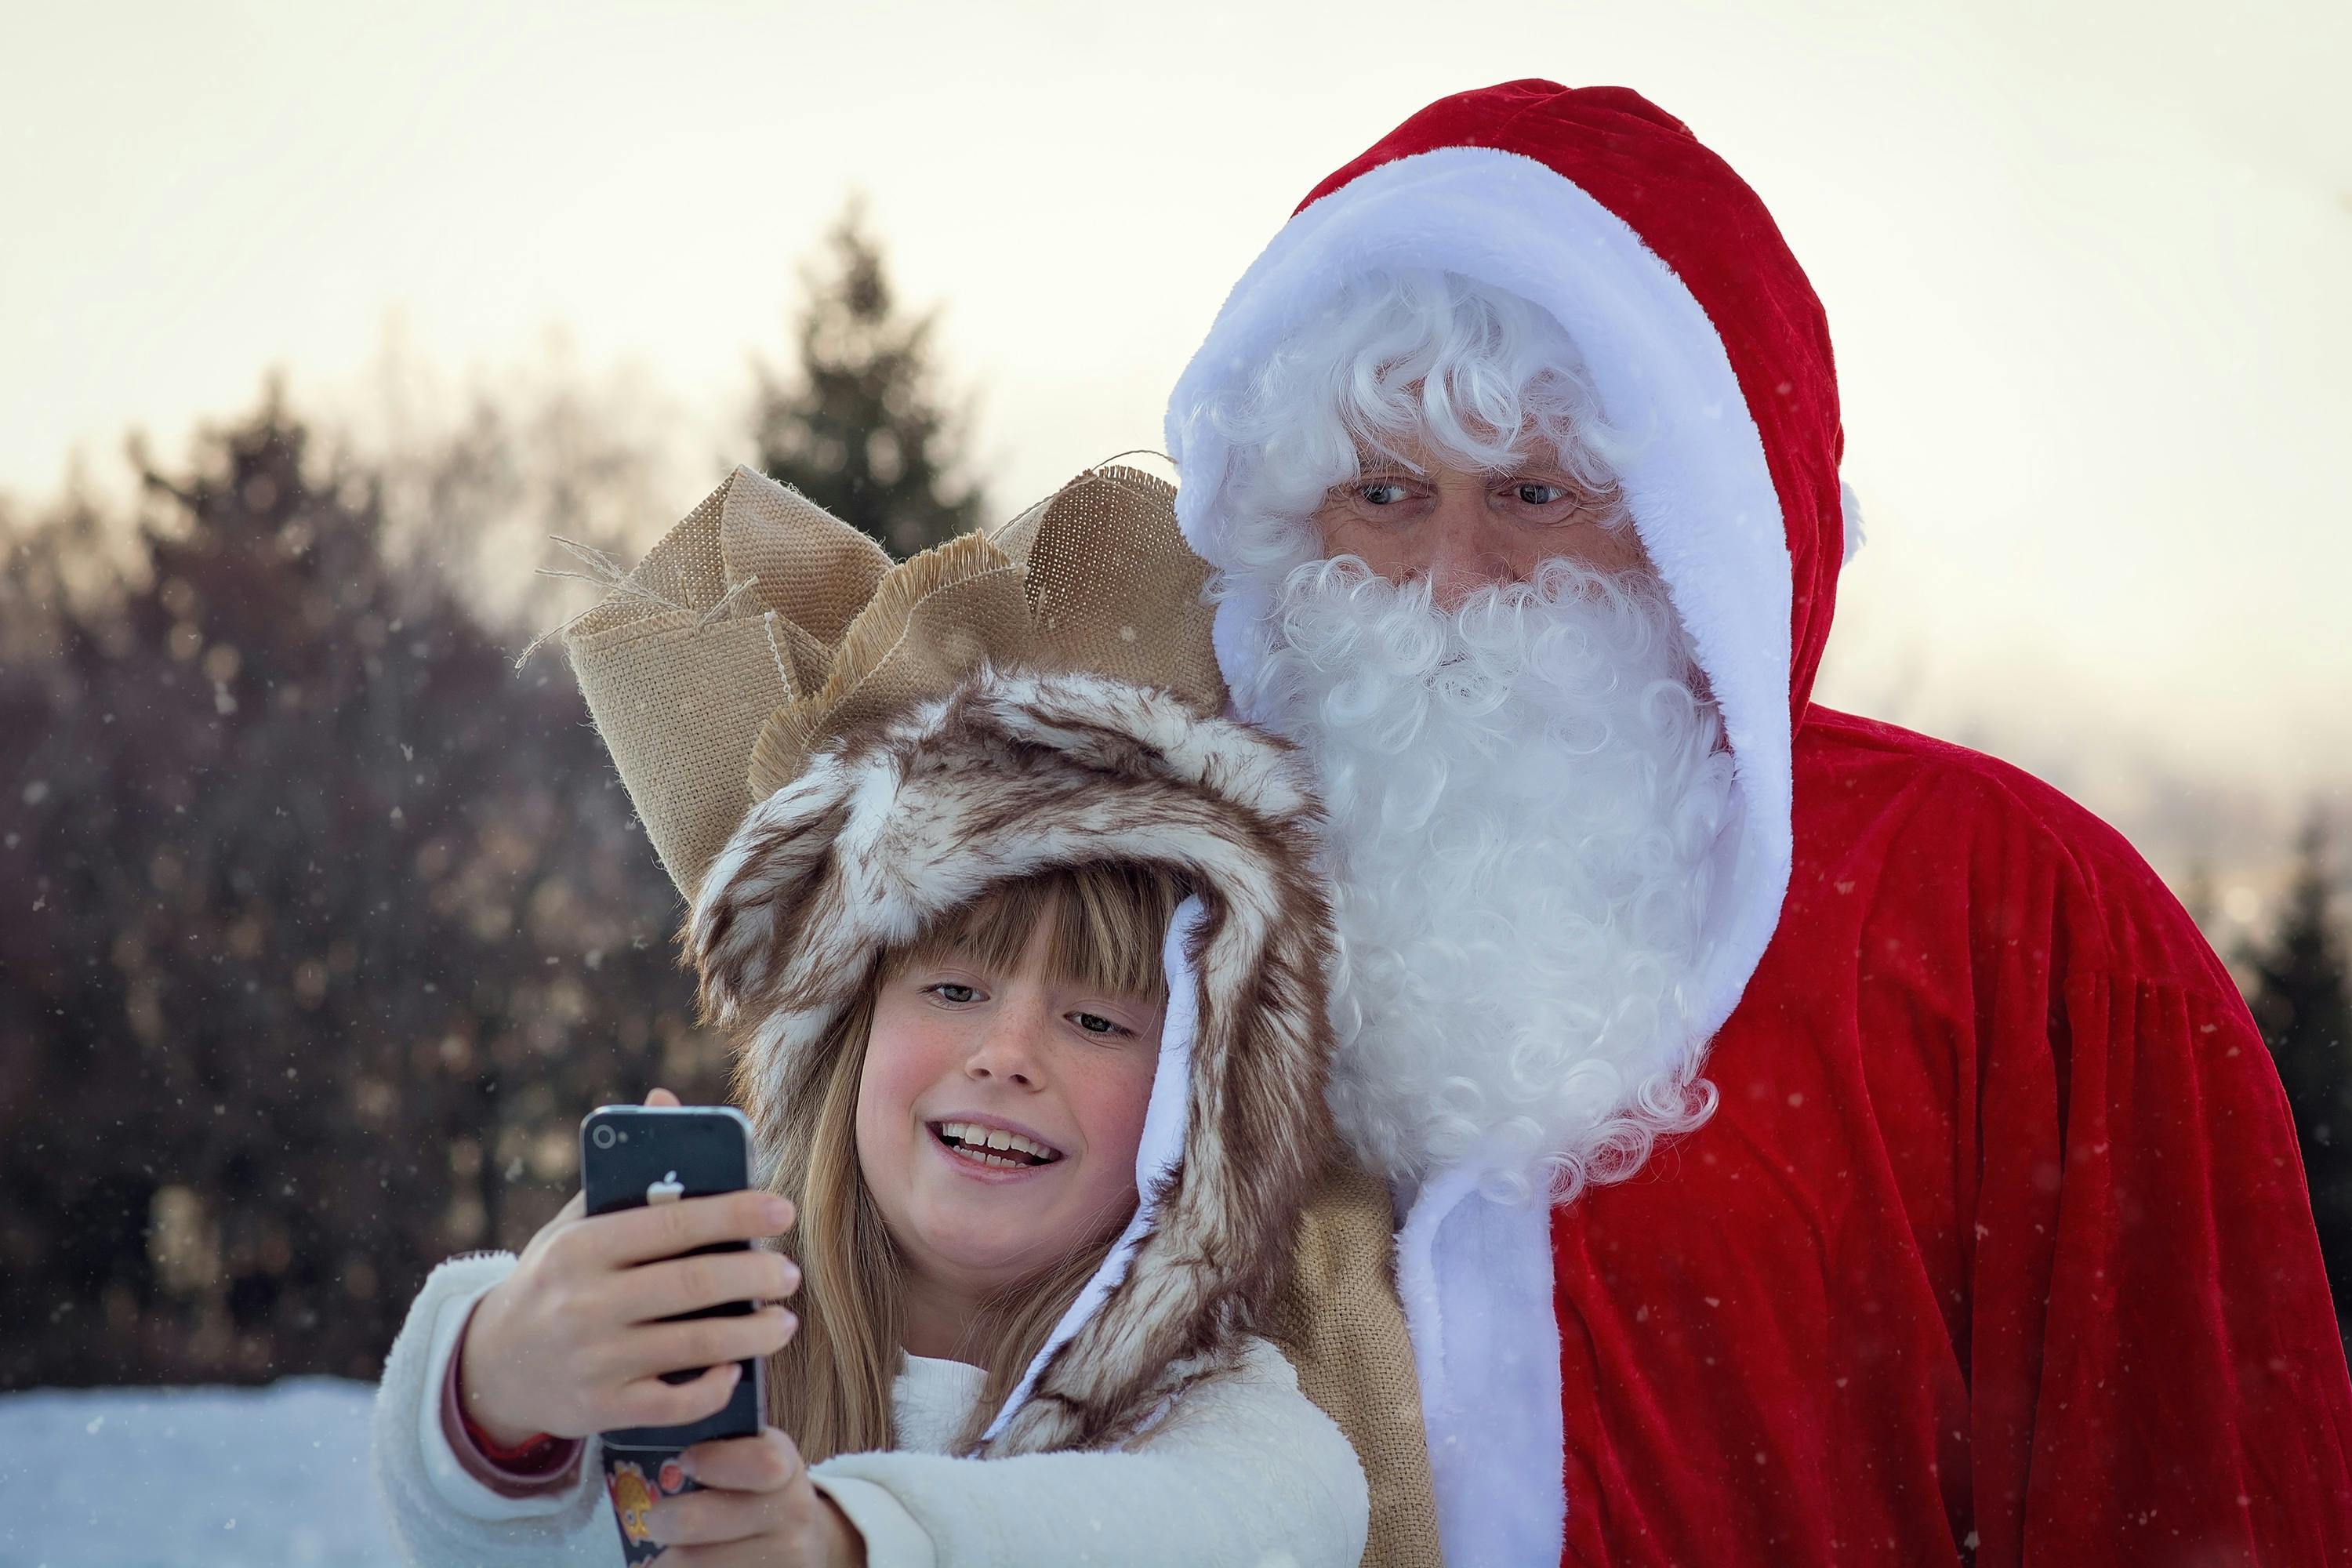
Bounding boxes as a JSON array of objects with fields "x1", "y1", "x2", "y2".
[{"x1": 0, "y1": 1380, "x2": 399, "y2": 1568}]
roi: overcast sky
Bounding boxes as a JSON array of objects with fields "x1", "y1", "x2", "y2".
[{"x1": 5, "y1": 0, "x2": 2347, "y2": 865}]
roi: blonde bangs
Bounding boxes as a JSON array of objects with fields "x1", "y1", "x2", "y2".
[{"x1": 899, "y1": 862, "x2": 1187, "y2": 1002}]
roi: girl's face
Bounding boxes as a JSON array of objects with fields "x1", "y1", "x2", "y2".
[{"x1": 855, "y1": 910, "x2": 1165, "y2": 1311}]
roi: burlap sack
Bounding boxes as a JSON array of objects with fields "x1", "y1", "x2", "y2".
[
  {"x1": 560, "y1": 462, "x2": 1224, "y2": 899},
  {"x1": 1276, "y1": 1163, "x2": 1445, "y2": 1568},
  {"x1": 744, "y1": 466, "x2": 1228, "y2": 801},
  {"x1": 556, "y1": 466, "x2": 891, "y2": 897},
  {"x1": 548, "y1": 464, "x2": 1439, "y2": 1566}
]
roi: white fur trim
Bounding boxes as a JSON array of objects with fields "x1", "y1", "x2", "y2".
[
  {"x1": 982, "y1": 896, "x2": 1206, "y2": 1443},
  {"x1": 1840, "y1": 477, "x2": 1865, "y2": 564},
  {"x1": 1396, "y1": 1165, "x2": 1566, "y2": 1566}
]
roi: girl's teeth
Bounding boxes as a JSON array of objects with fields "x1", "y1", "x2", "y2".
[{"x1": 938, "y1": 1121, "x2": 1056, "y2": 1163}]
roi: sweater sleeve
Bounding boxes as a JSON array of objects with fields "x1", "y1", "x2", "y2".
[
  {"x1": 809, "y1": 1338, "x2": 1369, "y2": 1568},
  {"x1": 370, "y1": 1251, "x2": 622, "y2": 1567}
]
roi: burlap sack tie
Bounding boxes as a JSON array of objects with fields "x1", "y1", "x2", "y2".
[{"x1": 550, "y1": 462, "x2": 1218, "y2": 900}]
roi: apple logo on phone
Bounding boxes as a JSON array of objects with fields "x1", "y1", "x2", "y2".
[{"x1": 645, "y1": 1171, "x2": 684, "y2": 1206}]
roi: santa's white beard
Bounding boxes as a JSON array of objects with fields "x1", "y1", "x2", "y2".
[{"x1": 1233, "y1": 555, "x2": 1738, "y2": 1201}]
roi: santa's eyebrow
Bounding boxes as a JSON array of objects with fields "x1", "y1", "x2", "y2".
[{"x1": 1345, "y1": 434, "x2": 1432, "y2": 470}]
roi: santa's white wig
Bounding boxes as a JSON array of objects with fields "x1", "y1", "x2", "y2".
[
  {"x1": 1200, "y1": 268, "x2": 1642, "y2": 586},
  {"x1": 1195, "y1": 269, "x2": 1736, "y2": 1200}
]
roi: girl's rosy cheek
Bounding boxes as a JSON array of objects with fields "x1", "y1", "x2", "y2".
[
  {"x1": 1073, "y1": 1054, "x2": 1157, "y2": 1174},
  {"x1": 857, "y1": 1005, "x2": 948, "y2": 1145}
]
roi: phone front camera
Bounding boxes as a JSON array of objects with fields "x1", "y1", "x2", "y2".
[{"x1": 591, "y1": 1123, "x2": 618, "y2": 1149}]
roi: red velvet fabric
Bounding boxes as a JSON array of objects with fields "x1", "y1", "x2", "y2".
[
  {"x1": 1556, "y1": 710, "x2": 2352, "y2": 1566},
  {"x1": 1305, "y1": 82, "x2": 2352, "y2": 1564}
]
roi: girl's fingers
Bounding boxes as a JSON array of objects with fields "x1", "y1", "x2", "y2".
[
  {"x1": 591, "y1": 1190, "x2": 796, "y2": 1268},
  {"x1": 643, "y1": 1087, "x2": 681, "y2": 1108},
  {"x1": 609, "y1": 1360, "x2": 742, "y2": 1429},
  {"x1": 681, "y1": 1427, "x2": 804, "y2": 1493},
  {"x1": 610, "y1": 1306, "x2": 797, "y2": 1385},
  {"x1": 611, "y1": 1248, "x2": 800, "y2": 1323},
  {"x1": 646, "y1": 1472, "x2": 800, "y2": 1547}
]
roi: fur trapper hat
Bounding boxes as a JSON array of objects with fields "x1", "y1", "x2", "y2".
[{"x1": 688, "y1": 664, "x2": 1335, "y2": 1455}]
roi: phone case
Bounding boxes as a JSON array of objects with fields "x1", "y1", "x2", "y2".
[{"x1": 579, "y1": 1105, "x2": 767, "y2": 1565}]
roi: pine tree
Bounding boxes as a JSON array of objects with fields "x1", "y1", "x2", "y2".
[
  {"x1": 2246, "y1": 811, "x2": 2352, "y2": 1319},
  {"x1": 0, "y1": 390, "x2": 716, "y2": 1387},
  {"x1": 753, "y1": 201, "x2": 987, "y2": 559}
]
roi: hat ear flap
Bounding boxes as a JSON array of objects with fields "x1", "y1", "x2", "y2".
[{"x1": 687, "y1": 761, "x2": 858, "y2": 1025}]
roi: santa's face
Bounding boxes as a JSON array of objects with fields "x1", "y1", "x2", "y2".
[
  {"x1": 1201, "y1": 267, "x2": 1740, "y2": 1199},
  {"x1": 1311, "y1": 430, "x2": 1650, "y2": 607}
]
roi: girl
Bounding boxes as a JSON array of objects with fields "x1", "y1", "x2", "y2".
[{"x1": 371, "y1": 663, "x2": 1368, "y2": 1566}]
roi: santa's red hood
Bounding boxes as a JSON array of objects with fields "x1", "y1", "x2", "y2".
[{"x1": 1166, "y1": 79, "x2": 1853, "y2": 1052}]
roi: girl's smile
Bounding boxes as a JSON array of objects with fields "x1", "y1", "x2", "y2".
[{"x1": 926, "y1": 1116, "x2": 1065, "y2": 1173}]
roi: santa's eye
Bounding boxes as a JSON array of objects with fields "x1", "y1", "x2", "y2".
[
  {"x1": 1358, "y1": 481, "x2": 1412, "y2": 506},
  {"x1": 1509, "y1": 481, "x2": 1570, "y2": 506}
]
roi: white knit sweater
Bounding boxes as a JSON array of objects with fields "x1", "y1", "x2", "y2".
[{"x1": 372, "y1": 1254, "x2": 1368, "y2": 1568}]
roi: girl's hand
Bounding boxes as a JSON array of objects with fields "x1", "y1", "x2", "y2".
[
  {"x1": 458, "y1": 1090, "x2": 803, "y2": 1446},
  {"x1": 646, "y1": 1428, "x2": 866, "y2": 1567}
]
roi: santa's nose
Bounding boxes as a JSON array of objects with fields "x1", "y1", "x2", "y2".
[{"x1": 1420, "y1": 498, "x2": 1520, "y2": 609}]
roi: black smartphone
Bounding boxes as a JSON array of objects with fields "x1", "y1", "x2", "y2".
[{"x1": 579, "y1": 1103, "x2": 767, "y2": 1565}]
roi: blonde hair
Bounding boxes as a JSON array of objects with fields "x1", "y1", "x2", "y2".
[{"x1": 760, "y1": 862, "x2": 1189, "y2": 1460}]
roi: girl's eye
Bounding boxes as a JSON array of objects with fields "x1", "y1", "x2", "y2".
[
  {"x1": 929, "y1": 982, "x2": 980, "y2": 1004},
  {"x1": 1070, "y1": 1011, "x2": 1131, "y2": 1038}
]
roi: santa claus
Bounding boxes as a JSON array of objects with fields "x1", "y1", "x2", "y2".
[{"x1": 1164, "y1": 82, "x2": 2352, "y2": 1565}]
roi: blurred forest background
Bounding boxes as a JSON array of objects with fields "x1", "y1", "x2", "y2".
[
  {"x1": 2, "y1": 209, "x2": 2347, "y2": 1392},
  {"x1": 0, "y1": 210, "x2": 993, "y2": 1388}
]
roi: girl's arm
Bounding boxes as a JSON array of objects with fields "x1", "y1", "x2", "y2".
[
  {"x1": 810, "y1": 1338, "x2": 1369, "y2": 1568},
  {"x1": 370, "y1": 1252, "x2": 620, "y2": 1565}
]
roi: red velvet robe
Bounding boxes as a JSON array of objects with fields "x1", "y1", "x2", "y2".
[{"x1": 1555, "y1": 706, "x2": 2352, "y2": 1566}]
